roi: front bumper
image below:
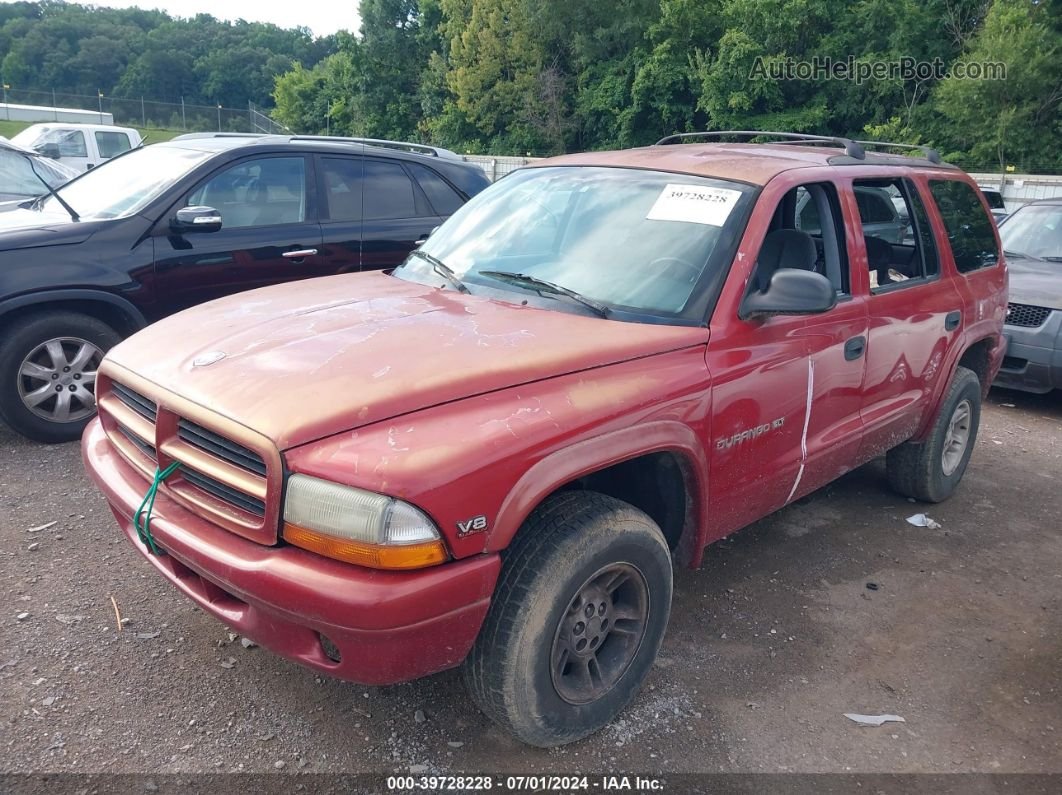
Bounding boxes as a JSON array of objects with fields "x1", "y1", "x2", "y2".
[
  {"x1": 82, "y1": 418, "x2": 501, "y2": 685},
  {"x1": 994, "y1": 313, "x2": 1062, "y2": 394}
]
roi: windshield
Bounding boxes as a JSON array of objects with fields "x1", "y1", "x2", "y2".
[
  {"x1": 1000, "y1": 204, "x2": 1062, "y2": 260},
  {"x1": 40, "y1": 145, "x2": 214, "y2": 220},
  {"x1": 0, "y1": 148, "x2": 73, "y2": 197},
  {"x1": 394, "y1": 166, "x2": 755, "y2": 320}
]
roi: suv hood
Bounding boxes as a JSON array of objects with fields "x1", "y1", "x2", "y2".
[
  {"x1": 1008, "y1": 259, "x2": 1062, "y2": 312},
  {"x1": 105, "y1": 272, "x2": 708, "y2": 450},
  {"x1": 0, "y1": 207, "x2": 99, "y2": 249}
]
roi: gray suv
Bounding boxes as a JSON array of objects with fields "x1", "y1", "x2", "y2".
[{"x1": 994, "y1": 197, "x2": 1062, "y2": 393}]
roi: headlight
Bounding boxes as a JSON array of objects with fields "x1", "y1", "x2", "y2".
[{"x1": 282, "y1": 474, "x2": 448, "y2": 570}]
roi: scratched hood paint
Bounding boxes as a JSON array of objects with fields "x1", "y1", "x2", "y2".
[{"x1": 105, "y1": 272, "x2": 708, "y2": 449}]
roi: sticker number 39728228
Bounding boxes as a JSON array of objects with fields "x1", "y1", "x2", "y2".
[{"x1": 647, "y1": 184, "x2": 743, "y2": 227}]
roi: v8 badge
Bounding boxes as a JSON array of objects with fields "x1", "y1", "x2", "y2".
[{"x1": 456, "y1": 515, "x2": 488, "y2": 537}]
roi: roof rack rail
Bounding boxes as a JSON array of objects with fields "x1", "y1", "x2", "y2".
[
  {"x1": 655, "y1": 131, "x2": 866, "y2": 160},
  {"x1": 289, "y1": 135, "x2": 458, "y2": 158},
  {"x1": 855, "y1": 139, "x2": 942, "y2": 164},
  {"x1": 173, "y1": 132, "x2": 269, "y2": 140}
]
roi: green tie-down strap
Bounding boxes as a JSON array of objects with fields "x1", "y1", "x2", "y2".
[{"x1": 133, "y1": 461, "x2": 182, "y2": 556}]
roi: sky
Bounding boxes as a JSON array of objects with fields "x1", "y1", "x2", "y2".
[{"x1": 45, "y1": 1, "x2": 361, "y2": 37}]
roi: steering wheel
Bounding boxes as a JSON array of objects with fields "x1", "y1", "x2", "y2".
[{"x1": 648, "y1": 256, "x2": 701, "y2": 283}]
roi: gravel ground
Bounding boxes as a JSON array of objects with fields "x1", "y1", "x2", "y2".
[{"x1": 1, "y1": 388, "x2": 1059, "y2": 781}]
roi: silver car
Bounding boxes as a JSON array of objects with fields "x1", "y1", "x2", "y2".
[
  {"x1": 994, "y1": 198, "x2": 1062, "y2": 393},
  {"x1": 0, "y1": 137, "x2": 79, "y2": 203}
]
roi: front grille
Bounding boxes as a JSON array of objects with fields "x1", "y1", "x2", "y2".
[
  {"x1": 112, "y1": 382, "x2": 157, "y2": 422},
  {"x1": 180, "y1": 468, "x2": 266, "y2": 517},
  {"x1": 100, "y1": 375, "x2": 276, "y2": 543},
  {"x1": 178, "y1": 419, "x2": 267, "y2": 476},
  {"x1": 1006, "y1": 303, "x2": 1051, "y2": 328}
]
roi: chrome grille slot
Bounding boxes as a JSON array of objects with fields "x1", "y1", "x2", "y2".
[
  {"x1": 1006, "y1": 303, "x2": 1051, "y2": 328},
  {"x1": 111, "y1": 382, "x2": 158, "y2": 423},
  {"x1": 180, "y1": 468, "x2": 266, "y2": 517},
  {"x1": 178, "y1": 419, "x2": 267, "y2": 476}
]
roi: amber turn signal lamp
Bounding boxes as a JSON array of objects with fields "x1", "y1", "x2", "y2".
[{"x1": 283, "y1": 523, "x2": 449, "y2": 570}]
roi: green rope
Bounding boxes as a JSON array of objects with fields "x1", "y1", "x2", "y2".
[{"x1": 133, "y1": 461, "x2": 181, "y2": 556}]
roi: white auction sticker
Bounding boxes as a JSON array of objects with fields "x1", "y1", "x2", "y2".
[{"x1": 647, "y1": 184, "x2": 743, "y2": 226}]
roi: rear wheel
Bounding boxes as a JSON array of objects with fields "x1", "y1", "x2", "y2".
[
  {"x1": 0, "y1": 311, "x2": 119, "y2": 443},
  {"x1": 463, "y1": 491, "x2": 673, "y2": 747},
  {"x1": 887, "y1": 366, "x2": 981, "y2": 502}
]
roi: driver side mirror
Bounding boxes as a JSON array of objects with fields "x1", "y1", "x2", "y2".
[
  {"x1": 172, "y1": 206, "x2": 223, "y2": 234},
  {"x1": 37, "y1": 143, "x2": 61, "y2": 159},
  {"x1": 740, "y1": 269, "x2": 837, "y2": 320}
]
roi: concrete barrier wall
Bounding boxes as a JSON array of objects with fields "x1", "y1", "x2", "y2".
[
  {"x1": 1, "y1": 103, "x2": 114, "y2": 125},
  {"x1": 970, "y1": 173, "x2": 1062, "y2": 209}
]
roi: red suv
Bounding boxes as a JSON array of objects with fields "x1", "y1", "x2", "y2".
[{"x1": 82, "y1": 132, "x2": 1007, "y2": 747}]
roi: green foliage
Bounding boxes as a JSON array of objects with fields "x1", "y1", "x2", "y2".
[
  {"x1": 2, "y1": 0, "x2": 1059, "y2": 171},
  {"x1": 0, "y1": 1, "x2": 331, "y2": 106}
]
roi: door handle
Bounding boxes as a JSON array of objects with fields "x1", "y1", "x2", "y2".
[
  {"x1": 282, "y1": 248, "x2": 318, "y2": 259},
  {"x1": 844, "y1": 335, "x2": 866, "y2": 361},
  {"x1": 945, "y1": 310, "x2": 961, "y2": 331}
]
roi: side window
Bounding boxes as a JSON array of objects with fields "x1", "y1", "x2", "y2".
[
  {"x1": 187, "y1": 157, "x2": 306, "y2": 229},
  {"x1": 406, "y1": 163, "x2": 464, "y2": 216},
  {"x1": 95, "y1": 131, "x2": 131, "y2": 159},
  {"x1": 320, "y1": 156, "x2": 364, "y2": 222},
  {"x1": 44, "y1": 129, "x2": 87, "y2": 158},
  {"x1": 855, "y1": 178, "x2": 937, "y2": 293},
  {"x1": 756, "y1": 182, "x2": 848, "y2": 295},
  {"x1": 928, "y1": 179, "x2": 1000, "y2": 273},
  {"x1": 363, "y1": 160, "x2": 419, "y2": 220}
]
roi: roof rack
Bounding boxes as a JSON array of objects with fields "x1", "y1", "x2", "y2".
[
  {"x1": 289, "y1": 135, "x2": 459, "y2": 159},
  {"x1": 655, "y1": 131, "x2": 866, "y2": 160},
  {"x1": 855, "y1": 139, "x2": 942, "y2": 164},
  {"x1": 172, "y1": 131, "x2": 459, "y2": 159}
]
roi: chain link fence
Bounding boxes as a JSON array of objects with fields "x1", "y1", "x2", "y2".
[{"x1": 0, "y1": 87, "x2": 290, "y2": 134}]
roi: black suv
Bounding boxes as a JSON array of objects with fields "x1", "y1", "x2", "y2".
[{"x1": 0, "y1": 134, "x2": 490, "y2": 442}]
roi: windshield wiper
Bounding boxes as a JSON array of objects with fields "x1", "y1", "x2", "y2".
[
  {"x1": 1041, "y1": 256, "x2": 1062, "y2": 262},
  {"x1": 408, "y1": 249, "x2": 469, "y2": 294},
  {"x1": 24, "y1": 155, "x2": 78, "y2": 222},
  {"x1": 479, "y1": 270, "x2": 610, "y2": 318},
  {"x1": 1003, "y1": 249, "x2": 1028, "y2": 259}
]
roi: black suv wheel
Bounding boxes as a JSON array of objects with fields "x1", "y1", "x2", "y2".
[{"x1": 0, "y1": 311, "x2": 119, "y2": 443}]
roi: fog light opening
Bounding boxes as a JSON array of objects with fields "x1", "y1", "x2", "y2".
[{"x1": 318, "y1": 633, "x2": 342, "y2": 663}]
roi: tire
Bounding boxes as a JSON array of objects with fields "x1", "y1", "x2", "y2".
[
  {"x1": 463, "y1": 491, "x2": 673, "y2": 747},
  {"x1": 886, "y1": 366, "x2": 981, "y2": 503},
  {"x1": 0, "y1": 311, "x2": 120, "y2": 443}
]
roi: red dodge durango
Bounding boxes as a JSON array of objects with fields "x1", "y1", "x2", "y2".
[{"x1": 83, "y1": 132, "x2": 1007, "y2": 747}]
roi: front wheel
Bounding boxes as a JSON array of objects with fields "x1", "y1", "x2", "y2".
[
  {"x1": 0, "y1": 311, "x2": 120, "y2": 443},
  {"x1": 887, "y1": 365, "x2": 982, "y2": 502},
  {"x1": 463, "y1": 491, "x2": 673, "y2": 747}
]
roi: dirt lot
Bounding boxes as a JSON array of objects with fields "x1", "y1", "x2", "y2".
[{"x1": 1, "y1": 388, "x2": 1060, "y2": 783}]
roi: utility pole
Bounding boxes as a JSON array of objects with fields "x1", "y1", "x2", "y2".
[
  {"x1": 217, "y1": 103, "x2": 222, "y2": 132},
  {"x1": 97, "y1": 89, "x2": 104, "y2": 123}
]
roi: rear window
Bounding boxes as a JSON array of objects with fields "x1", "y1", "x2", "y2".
[
  {"x1": 928, "y1": 180, "x2": 1000, "y2": 273},
  {"x1": 979, "y1": 188, "x2": 1006, "y2": 210},
  {"x1": 95, "y1": 131, "x2": 132, "y2": 159},
  {"x1": 407, "y1": 162, "x2": 464, "y2": 215}
]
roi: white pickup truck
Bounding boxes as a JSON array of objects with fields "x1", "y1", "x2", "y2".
[{"x1": 10, "y1": 123, "x2": 142, "y2": 171}]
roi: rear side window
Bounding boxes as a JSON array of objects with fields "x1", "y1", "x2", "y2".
[
  {"x1": 95, "y1": 131, "x2": 131, "y2": 159},
  {"x1": 54, "y1": 130, "x2": 87, "y2": 158},
  {"x1": 928, "y1": 180, "x2": 999, "y2": 273},
  {"x1": 320, "y1": 156, "x2": 364, "y2": 222},
  {"x1": 407, "y1": 163, "x2": 464, "y2": 215},
  {"x1": 854, "y1": 178, "x2": 937, "y2": 293},
  {"x1": 364, "y1": 160, "x2": 418, "y2": 220}
]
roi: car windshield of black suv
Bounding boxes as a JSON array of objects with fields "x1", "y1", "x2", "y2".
[
  {"x1": 394, "y1": 166, "x2": 755, "y2": 320},
  {"x1": 1000, "y1": 204, "x2": 1062, "y2": 261},
  {"x1": 40, "y1": 145, "x2": 214, "y2": 220}
]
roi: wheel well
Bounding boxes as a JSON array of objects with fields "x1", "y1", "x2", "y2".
[
  {"x1": 552, "y1": 451, "x2": 698, "y2": 564},
  {"x1": 0, "y1": 299, "x2": 141, "y2": 338},
  {"x1": 958, "y1": 338, "x2": 992, "y2": 397}
]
